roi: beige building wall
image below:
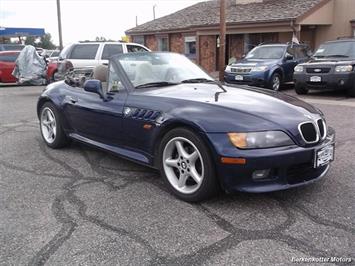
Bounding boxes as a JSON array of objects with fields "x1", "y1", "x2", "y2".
[{"x1": 314, "y1": 0, "x2": 355, "y2": 48}]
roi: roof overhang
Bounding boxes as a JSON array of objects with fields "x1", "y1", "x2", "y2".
[
  {"x1": 0, "y1": 27, "x2": 45, "y2": 37},
  {"x1": 297, "y1": 0, "x2": 333, "y2": 25},
  {"x1": 127, "y1": 19, "x2": 294, "y2": 36}
]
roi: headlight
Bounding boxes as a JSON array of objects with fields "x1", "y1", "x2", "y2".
[
  {"x1": 225, "y1": 65, "x2": 232, "y2": 72},
  {"x1": 228, "y1": 131, "x2": 294, "y2": 149},
  {"x1": 335, "y1": 65, "x2": 353, "y2": 72},
  {"x1": 294, "y1": 65, "x2": 304, "y2": 72},
  {"x1": 251, "y1": 66, "x2": 268, "y2": 72}
]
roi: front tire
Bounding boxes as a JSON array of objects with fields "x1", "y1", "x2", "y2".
[
  {"x1": 269, "y1": 73, "x2": 281, "y2": 91},
  {"x1": 347, "y1": 84, "x2": 355, "y2": 97},
  {"x1": 159, "y1": 128, "x2": 219, "y2": 202},
  {"x1": 40, "y1": 102, "x2": 70, "y2": 149},
  {"x1": 295, "y1": 85, "x2": 309, "y2": 95}
]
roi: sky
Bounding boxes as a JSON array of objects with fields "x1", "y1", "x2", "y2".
[{"x1": 0, "y1": 0, "x2": 208, "y2": 46}]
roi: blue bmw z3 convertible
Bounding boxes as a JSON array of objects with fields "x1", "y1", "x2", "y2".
[{"x1": 37, "y1": 52, "x2": 335, "y2": 202}]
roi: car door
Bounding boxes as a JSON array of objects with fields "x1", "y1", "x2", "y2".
[
  {"x1": 0, "y1": 52, "x2": 18, "y2": 83},
  {"x1": 98, "y1": 43, "x2": 124, "y2": 65},
  {"x1": 67, "y1": 43, "x2": 100, "y2": 69},
  {"x1": 283, "y1": 46, "x2": 298, "y2": 81},
  {"x1": 62, "y1": 62, "x2": 127, "y2": 146}
]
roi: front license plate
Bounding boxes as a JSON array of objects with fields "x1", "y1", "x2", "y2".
[
  {"x1": 314, "y1": 144, "x2": 334, "y2": 168},
  {"x1": 235, "y1": 75, "x2": 244, "y2": 81},
  {"x1": 310, "y1": 76, "x2": 321, "y2": 82}
]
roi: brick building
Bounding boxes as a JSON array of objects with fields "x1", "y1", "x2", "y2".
[{"x1": 126, "y1": 0, "x2": 355, "y2": 73}]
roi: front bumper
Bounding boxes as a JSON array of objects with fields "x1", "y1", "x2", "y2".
[
  {"x1": 206, "y1": 127, "x2": 335, "y2": 193},
  {"x1": 224, "y1": 71, "x2": 269, "y2": 87},
  {"x1": 294, "y1": 72, "x2": 355, "y2": 90}
]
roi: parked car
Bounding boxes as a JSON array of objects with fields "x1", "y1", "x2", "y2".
[
  {"x1": 48, "y1": 41, "x2": 150, "y2": 83},
  {"x1": 224, "y1": 43, "x2": 310, "y2": 90},
  {"x1": 0, "y1": 43, "x2": 25, "y2": 51},
  {"x1": 47, "y1": 50, "x2": 60, "y2": 61},
  {"x1": 294, "y1": 38, "x2": 355, "y2": 97},
  {"x1": 37, "y1": 52, "x2": 335, "y2": 202},
  {"x1": 0, "y1": 51, "x2": 20, "y2": 83},
  {"x1": 47, "y1": 61, "x2": 58, "y2": 83}
]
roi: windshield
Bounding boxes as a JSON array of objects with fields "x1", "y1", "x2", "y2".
[
  {"x1": 314, "y1": 41, "x2": 355, "y2": 58},
  {"x1": 245, "y1": 46, "x2": 285, "y2": 59},
  {"x1": 113, "y1": 52, "x2": 213, "y2": 87}
]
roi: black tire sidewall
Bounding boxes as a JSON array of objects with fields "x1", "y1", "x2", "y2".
[
  {"x1": 40, "y1": 102, "x2": 68, "y2": 149},
  {"x1": 295, "y1": 84, "x2": 309, "y2": 95},
  {"x1": 158, "y1": 127, "x2": 218, "y2": 202}
]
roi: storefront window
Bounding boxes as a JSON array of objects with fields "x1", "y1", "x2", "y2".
[
  {"x1": 157, "y1": 37, "x2": 168, "y2": 51},
  {"x1": 132, "y1": 36, "x2": 144, "y2": 45},
  {"x1": 184, "y1": 36, "x2": 196, "y2": 58}
]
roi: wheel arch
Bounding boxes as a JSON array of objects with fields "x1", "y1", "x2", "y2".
[
  {"x1": 152, "y1": 120, "x2": 218, "y2": 168},
  {"x1": 37, "y1": 97, "x2": 71, "y2": 132},
  {"x1": 37, "y1": 96, "x2": 54, "y2": 118},
  {"x1": 270, "y1": 67, "x2": 284, "y2": 82}
]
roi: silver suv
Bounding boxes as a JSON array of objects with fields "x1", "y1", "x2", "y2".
[{"x1": 58, "y1": 41, "x2": 150, "y2": 69}]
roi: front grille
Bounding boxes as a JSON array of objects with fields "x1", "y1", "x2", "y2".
[
  {"x1": 298, "y1": 119, "x2": 327, "y2": 144},
  {"x1": 306, "y1": 68, "x2": 331, "y2": 74},
  {"x1": 299, "y1": 122, "x2": 318, "y2": 143},
  {"x1": 231, "y1": 67, "x2": 251, "y2": 74},
  {"x1": 286, "y1": 163, "x2": 327, "y2": 185}
]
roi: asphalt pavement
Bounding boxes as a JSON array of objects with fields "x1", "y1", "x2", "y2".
[{"x1": 0, "y1": 85, "x2": 354, "y2": 265}]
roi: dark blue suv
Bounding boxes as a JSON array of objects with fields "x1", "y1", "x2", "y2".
[{"x1": 224, "y1": 43, "x2": 310, "y2": 90}]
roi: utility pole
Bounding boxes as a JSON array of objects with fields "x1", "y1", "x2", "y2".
[
  {"x1": 153, "y1": 4, "x2": 157, "y2": 20},
  {"x1": 219, "y1": 0, "x2": 226, "y2": 81},
  {"x1": 56, "y1": 0, "x2": 63, "y2": 50}
]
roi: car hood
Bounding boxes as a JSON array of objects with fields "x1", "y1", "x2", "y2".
[
  {"x1": 232, "y1": 58, "x2": 279, "y2": 67},
  {"x1": 300, "y1": 58, "x2": 355, "y2": 65},
  {"x1": 134, "y1": 83, "x2": 321, "y2": 134}
]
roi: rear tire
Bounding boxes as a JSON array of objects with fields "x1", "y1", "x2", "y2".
[
  {"x1": 158, "y1": 127, "x2": 219, "y2": 202},
  {"x1": 40, "y1": 102, "x2": 70, "y2": 149},
  {"x1": 295, "y1": 85, "x2": 309, "y2": 95}
]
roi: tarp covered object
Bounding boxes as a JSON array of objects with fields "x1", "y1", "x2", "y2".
[{"x1": 12, "y1": 45, "x2": 47, "y2": 85}]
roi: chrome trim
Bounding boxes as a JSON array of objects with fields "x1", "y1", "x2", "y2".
[
  {"x1": 317, "y1": 118, "x2": 327, "y2": 140},
  {"x1": 298, "y1": 121, "x2": 319, "y2": 144}
]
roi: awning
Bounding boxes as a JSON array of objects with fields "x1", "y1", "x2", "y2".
[{"x1": 0, "y1": 27, "x2": 45, "y2": 37}]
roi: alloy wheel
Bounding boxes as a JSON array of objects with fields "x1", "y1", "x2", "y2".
[
  {"x1": 162, "y1": 137, "x2": 204, "y2": 194},
  {"x1": 40, "y1": 107, "x2": 57, "y2": 144},
  {"x1": 272, "y1": 75, "x2": 281, "y2": 91}
]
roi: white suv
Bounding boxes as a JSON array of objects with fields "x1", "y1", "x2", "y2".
[{"x1": 58, "y1": 41, "x2": 150, "y2": 69}]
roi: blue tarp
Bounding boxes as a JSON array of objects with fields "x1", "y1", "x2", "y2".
[{"x1": 0, "y1": 27, "x2": 45, "y2": 37}]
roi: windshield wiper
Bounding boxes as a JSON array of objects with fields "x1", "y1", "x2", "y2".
[
  {"x1": 181, "y1": 78, "x2": 227, "y2": 93},
  {"x1": 325, "y1": 54, "x2": 349, "y2": 58},
  {"x1": 135, "y1": 81, "x2": 179, "y2": 89}
]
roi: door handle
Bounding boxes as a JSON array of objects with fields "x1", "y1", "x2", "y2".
[{"x1": 67, "y1": 96, "x2": 78, "y2": 104}]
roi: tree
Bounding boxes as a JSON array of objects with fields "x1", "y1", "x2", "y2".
[
  {"x1": 39, "y1": 33, "x2": 56, "y2": 49},
  {"x1": 25, "y1": 36, "x2": 36, "y2": 46}
]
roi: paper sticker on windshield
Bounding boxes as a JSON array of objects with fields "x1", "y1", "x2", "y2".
[{"x1": 317, "y1": 49, "x2": 325, "y2": 53}]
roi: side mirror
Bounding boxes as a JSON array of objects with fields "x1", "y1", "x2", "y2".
[
  {"x1": 242, "y1": 54, "x2": 246, "y2": 58},
  {"x1": 307, "y1": 50, "x2": 313, "y2": 57},
  {"x1": 285, "y1": 54, "x2": 294, "y2": 61},
  {"x1": 84, "y1": 79, "x2": 105, "y2": 100}
]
